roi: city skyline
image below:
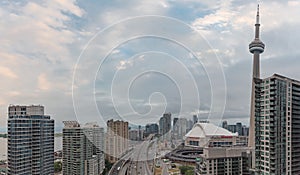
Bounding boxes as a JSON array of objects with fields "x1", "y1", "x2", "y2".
[{"x1": 0, "y1": 1, "x2": 300, "y2": 130}]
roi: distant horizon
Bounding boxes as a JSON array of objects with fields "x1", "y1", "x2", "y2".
[{"x1": 0, "y1": 119, "x2": 249, "y2": 134}]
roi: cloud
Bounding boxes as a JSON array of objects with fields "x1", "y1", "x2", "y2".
[
  {"x1": 0, "y1": 0, "x2": 84, "y2": 127},
  {"x1": 0, "y1": 66, "x2": 18, "y2": 79},
  {"x1": 38, "y1": 73, "x2": 51, "y2": 91},
  {"x1": 0, "y1": 0, "x2": 299, "y2": 128}
]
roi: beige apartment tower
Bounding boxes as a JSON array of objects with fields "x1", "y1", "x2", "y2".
[{"x1": 106, "y1": 119, "x2": 129, "y2": 163}]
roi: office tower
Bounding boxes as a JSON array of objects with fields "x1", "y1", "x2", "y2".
[
  {"x1": 62, "y1": 121, "x2": 105, "y2": 175},
  {"x1": 187, "y1": 119, "x2": 194, "y2": 131},
  {"x1": 129, "y1": 129, "x2": 139, "y2": 141},
  {"x1": 106, "y1": 119, "x2": 129, "y2": 163},
  {"x1": 248, "y1": 4, "x2": 265, "y2": 148},
  {"x1": 7, "y1": 105, "x2": 54, "y2": 175},
  {"x1": 222, "y1": 121, "x2": 228, "y2": 129},
  {"x1": 227, "y1": 124, "x2": 237, "y2": 133},
  {"x1": 159, "y1": 113, "x2": 172, "y2": 139},
  {"x1": 138, "y1": 125, "x2": 142, "y2": 140},
  {"x1": 222, "y1": 121, "x2": 246, "y2": 136},
  {"x1": 254, "y1": 74, "x2": 300, "y2": 174},
  {"x1": 173, "y1": 117, "x2": 178, "y2": 128},
  {"x1": 173, "y1": 118, "x2": 188, "y2": 139},
  {"x1": 193, "y1": 115, "x2": 198, "y2": 124},
  {"x1": 145, "y1": 123, "x2": 159, "y2": 137},
  {"x1": 236, "y1": 122, "x2": 243, "y2": 136},
  {"x1": 242, "y1": 125, "x2": 249, "y2": 136}
]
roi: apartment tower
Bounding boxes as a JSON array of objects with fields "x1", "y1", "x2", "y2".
[
  {"x1": 254, "y1": 74, "x2": 300, "y2": 174},
  {"x1": 106, "y1": 119, "x2": 129, "y2": 163},
  {"x1": 7, "y1": 105, "x2": 54, "y2": 175},
  {"x1": 62, "y1": 121, "x2": 105, "y2": 175}
]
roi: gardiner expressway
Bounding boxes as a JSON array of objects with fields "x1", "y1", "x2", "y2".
[{"x1": 110, "y1": 138, "x2": 156, "y2": 175}]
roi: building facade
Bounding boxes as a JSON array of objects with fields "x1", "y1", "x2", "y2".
[
  {"x1": 159, "y1": 113, "x2": 172, "y2": 139},
  {"x1": 62, "y1": 121, "x2": 105, "y2": 175},
  {"x1": 254, "y1": 74, "x2": 300, "y2": 174},
  {"x1": 173, "y1": 118, "x2": 188, "y2": 139},
  {"x1": 145, "y1": 123, "x2": 159, "y2": 137},
  {"x1": 7, "y1": 105, "x2": 54, "y2": 175},
  {"x1": 184, "y1": 122, "x2": 238, "y2": 148},
  {"x1": 193, "y1": 115, "x2": 198, "y2": 124},
  {"x1": 106, "y1": 119, "x2": 129, "y2": 163},
  {"x1": 222, "y1": 121, "x2": 249, "y2": 136},
  {"x1": 195, "y1": 147, "x2": 252, "y2": 175},
  {"x1": 129, "y1": 129, "x2": 139, "y2": 141}
]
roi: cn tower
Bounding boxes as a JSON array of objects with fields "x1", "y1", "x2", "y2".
[{"x1": 248, "y1": 5, "x2": 265, "y2": 148}]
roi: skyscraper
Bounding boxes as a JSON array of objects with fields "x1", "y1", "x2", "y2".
[
  {"x1": 106, "y1": 119, "x2": 129, "y2": 163},
  {"x1": 222, "y1": 120, "x2": 228, "y2": 129},
  {"x1": 254, "y1": 74, "x2": 300, "y2": 174},
  {"x1": 7, "y1": 105, "x2": 54, "y2": 175},
  {"x1": 248, "y1": 4, "x2": 265, "y2": 148},
  {"x1": 173, "y1": 117, "x2": 179, "y2": 128},
  {"x1": 145, "y1": 123, "x2": 159, "y2": 137},
  {"x1": 173, "y1": 118, "x2": 188, "y2": 139},
  {"x1": 159, "y1": 113, "x2": 172, "y2": 138},
  {"x1": 193, "y1": 115, "x2": 198, "y2": 124},
  {"x1": 62, "y1": 121, "x2": 105, "y2": 175}
]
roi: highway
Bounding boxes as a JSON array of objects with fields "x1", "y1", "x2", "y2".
[
  {"x1": 110, "y1": 135, "x2": 157, "y2": 175},
  {"x1": 126, "y1": 140, "x2": 153, "y2": 175}
]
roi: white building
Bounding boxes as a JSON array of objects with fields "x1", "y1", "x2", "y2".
[{"x1": 184, "y1": 122, "x2": 238, "y2": 148}]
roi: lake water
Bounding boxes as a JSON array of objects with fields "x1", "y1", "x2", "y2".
[{"x1": 0, "y1": 136, "x2": 62, "y2": 160}]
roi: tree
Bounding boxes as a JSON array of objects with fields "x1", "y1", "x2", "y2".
[
  {"x1": 102, "y1": 159, "x2": 113, "y2": 175},
  {"x1": 54, "y1": 161, "x2": 62, "y2": 172},
  {"x1": 179, "y1": 166, "x2": 194, "y2": 175}
]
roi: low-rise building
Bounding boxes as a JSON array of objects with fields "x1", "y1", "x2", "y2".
[
  {"x1": 195, "y1": 147, "x2": 253, "y2": 175},
  {"x1": 184, "y1": 122, "x2": 238, "y2": 148}
]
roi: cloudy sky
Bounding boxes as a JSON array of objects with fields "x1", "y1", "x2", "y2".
[{"x1": 0, "y1": 0, "x2": 299, "y2": 130}]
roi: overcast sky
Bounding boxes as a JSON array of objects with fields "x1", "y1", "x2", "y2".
[{"x1": 0, "y1": 0, "x2": 299, "y2": 129}]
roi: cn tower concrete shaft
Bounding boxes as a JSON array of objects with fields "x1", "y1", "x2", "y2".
[{"x1": 248, "y1": 4, "x2": 265, "y2": 149}]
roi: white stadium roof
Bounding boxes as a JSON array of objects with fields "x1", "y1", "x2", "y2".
[{"x1": 185, "y1": 122, "x2": 238, "y2": 138}]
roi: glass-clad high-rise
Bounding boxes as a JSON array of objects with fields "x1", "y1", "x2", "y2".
[{"x1": 7, "y1": 105, "x2": 54, "y2": 175}]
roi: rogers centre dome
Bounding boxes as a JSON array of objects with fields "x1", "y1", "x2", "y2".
[{"x1": 184, "y1": 122, "x2": 238, "y2": 148}]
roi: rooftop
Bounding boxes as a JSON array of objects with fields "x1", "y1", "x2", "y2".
[{"x1": 185, "y1": 122, "x2": 238, "y2": 138}]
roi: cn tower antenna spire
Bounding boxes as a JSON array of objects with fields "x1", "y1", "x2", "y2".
[{"x1": 256, "y1": 4, "x2": 260, "y2": 24}]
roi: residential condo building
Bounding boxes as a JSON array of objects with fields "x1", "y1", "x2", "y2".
[
  {"x1": 7, "y1": 105, "x2": 54, "y2": 175},
  {"x1": 106, "y1": 119, "x2": 129, "y2": 163},
  {"x1": 195, "y1": 147, "x2": 252, "y2": 175},
  {"x1": 62, "y1": 121, "x2": 105, "y2": 175},
  {"x1": 254, "y1": 74, "x2": 300, "y2": 174}
]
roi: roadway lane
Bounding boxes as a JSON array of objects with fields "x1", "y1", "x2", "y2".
[
  {"x1": 118, "y1": 139, "x2": 156, "y2": 175},
  {"x1": 161, "y1": 161, "x2": 169, "y2": 175}
]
